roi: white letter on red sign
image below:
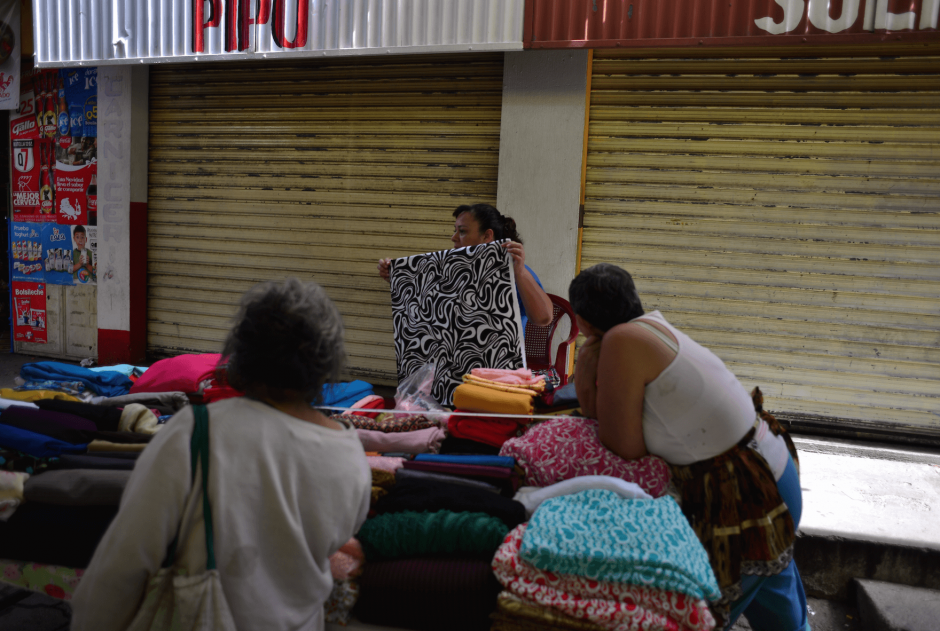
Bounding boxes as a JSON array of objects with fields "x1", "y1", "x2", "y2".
[
  {"x1": 808, "y1": 0, "x2": 860, "y2": 33},
  {"x1": 755, "y1": 0, "x2": 805, "y2": 34}
]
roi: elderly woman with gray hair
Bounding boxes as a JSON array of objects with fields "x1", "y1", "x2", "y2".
[{"x1": 71, "y1": 278, "x2": 371, "y2": 631}]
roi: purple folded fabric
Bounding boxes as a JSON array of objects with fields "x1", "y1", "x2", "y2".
[
  {"x1": 1, "y1": 406, "x2": 97, "y2": 432},
  {"x1": 356, "y1": 426, "x2": 445, "y2": 455},
  {"x1": 401, "y1": 460, "x2": 513, "y2": 479}
]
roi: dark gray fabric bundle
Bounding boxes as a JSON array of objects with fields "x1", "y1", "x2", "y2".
[{"x1": 24, "y1": 469, "x2": 131, "y2": 505}]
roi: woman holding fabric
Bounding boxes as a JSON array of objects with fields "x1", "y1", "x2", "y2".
[
  {"x1": 568, "y1": 263, "x2": 809, "y2": 631},
  {"x1": 71, "y1": 278, "x2": 371, "y2": 631},
  {"x1": 377, "y1": 203, "x2": 553, "y2": 330}
]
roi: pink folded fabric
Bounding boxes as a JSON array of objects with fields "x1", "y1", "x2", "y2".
[
  {"x1": 357, "y1": 426, "x2": 445, "y2": 454},
  {"x1": 499, "y1": 416, "x2": 672, "y2": 498},
  {"x1": 130, "y1": 354, "x2": 222, "y2": 394},
  {"x1": 330, "y1": 538, "x2": 365, "y2": 580},
  {"x1": 470, "y1": 368, "x2": 545, "y2": 386},
  {"x1": 493, "y1": 524, "x2": 716, "y2": 631},
  {"x1": 401, "y1": 460, "x2": 513, "y2": 479},
  {"x1": 367, "y1": 456, "x2": 406, "y2": 473}
]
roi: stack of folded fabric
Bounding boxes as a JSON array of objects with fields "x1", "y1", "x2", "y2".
[
  {"x1": 1, "y1": 361, "x2": 135, "y2": 403},
  {"x1": 351, "y1": 467, "x2": 527, "y2": 631},
  {"x1": 447, "y1": 368, "x2": 546, "y2": 453},
  {"x1": 492, "y1": 488, "x2": 719, "y2": 631},
  {"x1": 0, "y1": 400, "x2": 150, "y2": 570},
  {"x1": 0, "y1": 379, "x2": 193, "y2": 590}
]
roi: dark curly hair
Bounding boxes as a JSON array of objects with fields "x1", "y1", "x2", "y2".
[
  {"x1": 453, "y1": 203, "x2": 522, "y2": 244},
  {"x1": 568, "y1": 263, "x2": 645, "y2": 332},
  {"x1": 221, "y1": 278, "x2": 345, "y2": 403}
]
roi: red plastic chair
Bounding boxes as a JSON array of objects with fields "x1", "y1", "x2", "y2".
[{"x1": 524, "y1": 294, "x2": 579, "y2": 386}]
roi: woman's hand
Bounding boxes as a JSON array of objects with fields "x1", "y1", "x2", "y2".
[
  {"x1": 500, "y1": 241, "x2": 526, "y2": 274},
  {"x1": 377, "y1": 258, "x2": 392, "y2": 283},
  {"x1": 574, "y1": 335, "x2": 602, "y2": 419},
  {"x1": 503, "y1": 242, "x2": 553, "y2": 326}
]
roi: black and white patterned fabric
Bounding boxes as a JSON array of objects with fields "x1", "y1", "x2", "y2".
[{"x1": 390, "y1": 241, "x2": 526, "y2": 405}]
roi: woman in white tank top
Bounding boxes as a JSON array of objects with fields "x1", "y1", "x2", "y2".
[{"x1": 569, "y1": 264, "x2": 809, "y2": 631}]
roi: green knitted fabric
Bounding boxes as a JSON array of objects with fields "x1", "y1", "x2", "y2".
[{"x1": 358, "y1": 510, "x2": 509, "y2": 561}]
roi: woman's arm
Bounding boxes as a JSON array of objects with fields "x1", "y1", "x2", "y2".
[
  {"x1": 70, "y1": 410, "x2": 195, "y2": 631},
  {"x1": 593, "y1": 327, "x2": 653, "y2": 461},
  {"x1": 574, "y1": 336, "x2": 601, "y2": 419},
  {"x1": 501, "y1": 242, "x2": 552, "y2": 327}
]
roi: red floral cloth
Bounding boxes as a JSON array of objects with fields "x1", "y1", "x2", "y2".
[
  {"x1": 499, "y1": 416, "x2": 672, "y2": 497},
  {"x1": 492, "y1": 524, "x2": 715, "y2": 631}
]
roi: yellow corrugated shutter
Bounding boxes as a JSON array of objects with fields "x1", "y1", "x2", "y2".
[
  {"x1": 148, "y1": 54, "x2": 503, "y2": 385},
  {"x1": 583, "y1": 46, "x2": 940, "y2": 438}
]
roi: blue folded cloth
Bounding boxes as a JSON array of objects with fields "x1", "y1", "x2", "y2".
[
  {"x1": 20, "y1": 362, "x2": 133, "y2": 398},
  {"x1": 0, "y1": 424, "x2": 88, "y2": 459},
  {"x1": 89, "y1": 364, "x2": 149, "y2": 377},
  {"x1": 414, "y1": 454, "x2": 515, "y2": 469},
  {"x1": 321, "y1": 380, "x2": 374, "y2": 407},
  {"x1": 520, "y1": 490, "x2": 721, "y2": 601}
]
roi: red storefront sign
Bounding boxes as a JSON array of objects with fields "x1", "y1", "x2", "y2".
[{"x1": 525, "y1": 0, "x2": 940, "y2": 48}]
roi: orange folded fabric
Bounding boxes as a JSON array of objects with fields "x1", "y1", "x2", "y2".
[
  {"x1": 452, "y1": 383, "x2": 534, "y2": 416},
  {"x1": 462, "y1": 375, "x2": 541, "y2": 396}
]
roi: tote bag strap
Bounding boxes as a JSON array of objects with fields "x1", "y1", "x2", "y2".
[{"x1": 160, "y1": 404, "x2": 218, "y2": 571}]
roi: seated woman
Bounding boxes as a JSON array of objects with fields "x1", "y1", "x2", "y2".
[
  {"x1": 378, "y1": 203, "x2": 553, "y2": 329},
  {"x1": 71, "y1": 278, "x2": 371, "y2": 631},
  {"x1": 569, "y1": 263, "x2": 808, "y2": 631}
]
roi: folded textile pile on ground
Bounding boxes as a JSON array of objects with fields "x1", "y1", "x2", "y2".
[
  {"x1": 446, "y1": 368, "x2": 548, "y2": 453},
  {"x1": 349, "y1": 456, "x2": 525, "y2": 630},
  {"x1": 492, "y1": 488, "x2": 719, "y2": 631},
  {"x1": 0, "y1": 365, "x2": 189, "y2": 583}
]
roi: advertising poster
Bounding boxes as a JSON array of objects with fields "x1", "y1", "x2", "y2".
[
  {"x1": 12, "y1": 282, "x2": 47, "y2": 344},
  {"x1": 40, "y1": 223, "x2": 73, "y2": 286},
  {"x1": 10, "y1": 113, "x2": 41, "y2": 221},
  {"x1": 54, "y1": 162, "x2": 95, "y2": 225},
  {"x1": 70, "y1": 225, "x2": 96, "y2": 286},
  {"x1": 0, "y1": 0, "x2": 20, "y2": 110},
  {"x1": 10, "y1": 222, "x2": 44, "y2": 282}
]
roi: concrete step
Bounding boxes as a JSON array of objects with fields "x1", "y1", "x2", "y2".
[
  {"x1": 855, "y1": 579, "x2": 940, "y2": 631},
  {"x1": 790, "y1": 437, "x2": 940, "y2": 602}
]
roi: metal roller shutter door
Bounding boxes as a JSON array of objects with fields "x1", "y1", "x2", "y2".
[
  {"x1": 583, "y1": 46, "x2": 940, "y2": 440},
  {"x1": 147, "y1": 54, "x2": 503, "y2": 385}
]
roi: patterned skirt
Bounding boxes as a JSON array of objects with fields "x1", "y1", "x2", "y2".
[{"x1": 669, "y1": 419, "x2": 797, "y2": 626}]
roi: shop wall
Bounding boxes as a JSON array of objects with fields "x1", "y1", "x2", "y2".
[
  {"x1": 10, "y1": 65, "x2": 99, "y2": 359},
  {"x1": 496, "y1": 49, "x2": 588, "y2": 299}
]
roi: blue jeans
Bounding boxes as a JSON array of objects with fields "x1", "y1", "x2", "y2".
[{"x1": 724, "y1": 456, "x2": 810, "y2": 631}]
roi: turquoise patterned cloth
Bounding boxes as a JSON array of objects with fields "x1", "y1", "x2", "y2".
[{"x1": 520, "y1": 490, "x2": 721, "y2": 601}]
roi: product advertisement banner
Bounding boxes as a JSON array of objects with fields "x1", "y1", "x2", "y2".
[
  {"x1": 55, "y1": 162, "x2": 95, "y2": 225},
  {"x1": 10, "y1": 222, "x2": 44, "y2": 282},
  {"x1": 10, "y1": 112, "x2": 42, "y2": 221},
  {"x1": 8, "y1": 64, "x2": 98, "y2": 345},
  {"x1": 70, "y1": 225, "x2": 97, "y2": 286},
  {"x1": 11, "y1": 282, "x2": 47, "y2": 344},
  {"x1": 40, "y1": 223, "x2": 73, "y2": 286},
  {"x1": 0, "y1": 0, "x2": 20, "y2": 110}
]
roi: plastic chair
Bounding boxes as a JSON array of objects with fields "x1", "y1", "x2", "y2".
[{"x1": 524, "y1": 294, "x2": 579, "y2": 386}]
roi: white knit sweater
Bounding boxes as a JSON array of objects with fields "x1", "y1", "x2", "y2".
[{"x1": 71, "y1": 397, "x2": 371, "y2": 631}]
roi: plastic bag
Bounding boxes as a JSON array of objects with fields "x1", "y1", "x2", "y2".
[{"x1": 395, "y1": 362, "x2": 448, "y2": 421}]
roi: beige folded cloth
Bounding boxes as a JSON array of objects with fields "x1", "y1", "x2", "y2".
[
  {"x1": 0, "y1": 471, "x2": 29, "y2": 521},
  {"x1": 118, "y1": 403, "x2": 160, "y2": 435},
  {"x1": 87, "y1": 440, "x2": 148, "y2": 453}
]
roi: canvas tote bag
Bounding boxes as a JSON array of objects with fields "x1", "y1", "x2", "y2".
[{"x1": 126, "y1": 405, "x2": 237, "y2": 631}]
